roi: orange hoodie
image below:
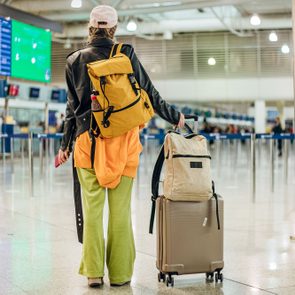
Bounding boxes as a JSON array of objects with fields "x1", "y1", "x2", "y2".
[{"x1": 74, "y1": 127, "x2": 142, "y2": 189}]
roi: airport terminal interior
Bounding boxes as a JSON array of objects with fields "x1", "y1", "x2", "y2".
[{"x1": 1, "y1": 0, "x2": 295, "y2": 294}]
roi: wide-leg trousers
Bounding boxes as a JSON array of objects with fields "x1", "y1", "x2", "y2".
[{"x1": 77, "y1": 168, "x2": 135, "y2": 284}]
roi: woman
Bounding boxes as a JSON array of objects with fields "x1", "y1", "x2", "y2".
[{"x1": 58, "y1": 5, "x2": 185, "y2": 288}]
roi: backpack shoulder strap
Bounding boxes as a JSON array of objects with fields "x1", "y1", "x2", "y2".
[
  {"x1": 109, "y1": 43, "x2": 123, "y2": 58},
  {"x1": 116, "y1": 43, "x2": 123, "y2": 54},
  {"x1": 149, "y1": 144, "x2": 165, "y2": 234}
]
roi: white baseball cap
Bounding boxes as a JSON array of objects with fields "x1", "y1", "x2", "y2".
[{"x1": 89, "y1": 5, "x2": 118, "y2": 29}]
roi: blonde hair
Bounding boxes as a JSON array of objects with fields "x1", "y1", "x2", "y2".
[{"x1": 88, "y1": 25, "x2": 117, "y2": 43}]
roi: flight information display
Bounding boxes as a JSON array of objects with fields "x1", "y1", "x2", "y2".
[
  {"x1": 0, "y1": 17, "x2": 12, "y2": 76},
  {"x1": 11, "y1": 20, "x2": 51, "y2": 82}
]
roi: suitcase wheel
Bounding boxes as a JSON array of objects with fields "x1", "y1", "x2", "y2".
[
  {"x1": 206, "y1": 272, "x2": 214, "y2": 282},
  {"x1": 158, "y1": 272, "x2": 166, "y2": 283},
  {"x1": 215, "y1": 273, "x2": 218, "y2": 282},
  {"x1": 214, "y1": 272, "x2": 223, "y2": 283},
  {"x1": 165, "y1": 274, "x2": 174, "y2": 287}
]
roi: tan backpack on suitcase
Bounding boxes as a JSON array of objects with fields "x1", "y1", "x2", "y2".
[{"x1": 163, "y1": 132, "x2": 212, "y2": 201}]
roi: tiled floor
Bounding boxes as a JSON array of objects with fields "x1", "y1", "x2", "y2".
[{"x1": 0, "y1": 139, "x2": 295, "y2": 294}]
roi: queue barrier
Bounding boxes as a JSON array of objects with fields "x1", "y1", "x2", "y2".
[
  {"x1": 204, "y1": 133, "x2": 251, "y2": 140},
  {"x1": 0, "y1": 132, "x2": 294, "y2": 199},
  {"x1": 0, "y1": 132, "x2": 294, "y2": 141},
  {"x1": 0, "y1": 133, "x2": 64, "y2": 140},
  {"x1": 35, "y1": 133, "x2": 63, "y2": 139},
  {"x1": 141, "y1": 132, "x2": 295, "y2": 143},
  {"x1": 204, "y1": 133, "x2": 295, "y2": 141},
  {"x1": 255, "y1": 133, "x2": 295, "y2": 140}
]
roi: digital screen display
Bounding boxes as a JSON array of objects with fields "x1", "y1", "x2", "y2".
[
  {"x1": 51, "y1": 89, "x2": 60, "y2": 101},
  {"x1": 29, "y1": 87, "x2": 40, "y2": 98},
  {"x1": 0, "y1": 17, "x2": 12, "y2": 76},
  {"x1": 51, "y1": 89, "x2": 67, "y2": 103},
  {"x1": 11, "y1": 20, "x2": 51, "y2": 82}
]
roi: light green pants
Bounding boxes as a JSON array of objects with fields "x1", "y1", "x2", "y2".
[{"x1": 77, "y1": 168, "x2": 135, "y2": 284}]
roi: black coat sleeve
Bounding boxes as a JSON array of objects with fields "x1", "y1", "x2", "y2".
[
  {"x1": 60, "y1": 62, "x2": 77, "y2": 152},
  {"x1": 124, "y1": 45, "x2": 180, "y2": 125}
]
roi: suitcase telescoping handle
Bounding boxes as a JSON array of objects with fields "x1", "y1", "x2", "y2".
[
  {"x1": 184, "y1": 114, "x2": 198, "y2": 121},
  {"x1": 185, "y1": 114, "x2": 198, "y2": 133},
  {"x1": 180, "y1": 115, "x2": 198, "y2": 134}
]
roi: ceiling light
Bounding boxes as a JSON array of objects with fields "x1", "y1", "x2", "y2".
[
  {"x1": 269, "y1": 31, "x2": 278, "y2": 42},
  {"x1": 127, "y1": 20, "x2": 137, "y2": 32},
  {"x1": 163, "y1": 31, "x2": 173, "y2": 40},
  {"x1": 281, "y1": 44, "x2": 290, "y2": 54},
  {"x1": 269, "y1": 263, "x2": 277, "y2": 270},
  {"x1": 71, "y1": 0, "x2": 82, "y2": 9},
  {"x1": 208, "y1": 57, "x2": 216, "y2": 66},
  {"x1": 250, "y1": 14, "x2": 261, "y2": 26}
]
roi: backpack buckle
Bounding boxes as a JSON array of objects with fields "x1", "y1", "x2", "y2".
[
  {"x1": 151, "y1": 195, "x2": 157, "y2": 202},
  {"x1": 128, "y1": 74, "x2": 139, "y2": 96},
  {"x1": 102, "y1": 106, "x2": 114, "y2": 128},
  {"x1": 102, "y1": 120, "x2": 110, "y2": 128},
  {"x1": 100, "y1": 76, "x2": 106, "y2": 85}
]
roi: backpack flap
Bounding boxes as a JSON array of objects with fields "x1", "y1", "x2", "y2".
[{"x1": 87, "y1": 54, "x2": 133, "y2": 78}]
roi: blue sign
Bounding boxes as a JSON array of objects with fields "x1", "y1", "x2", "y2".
[{"x1": 0, "y1": 17, "x2": 11, "y2": 76}]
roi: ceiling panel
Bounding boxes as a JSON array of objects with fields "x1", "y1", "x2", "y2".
[
  {"x1": 239, "y1": 0, "x2": 291, "y2": 15},
  {"x1": 4, "y1": 0, "x2": 293, "y2": 36}
]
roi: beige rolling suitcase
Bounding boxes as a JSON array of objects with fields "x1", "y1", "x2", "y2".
[
  {"x1": 155, "y1": 196, "x2": 224, "y2": 287},
  {"x1": 149, "y1": 116, "x2": 224, "y2": 287}
]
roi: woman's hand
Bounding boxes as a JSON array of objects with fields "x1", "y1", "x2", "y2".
[
  {"x1": 177, "y1": 113, "x2": 185, "y2": 129},
  {"x1": 58, "y1": 149, "x2": 70, "y2": 165}
]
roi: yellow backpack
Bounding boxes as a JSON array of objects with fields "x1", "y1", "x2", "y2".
[{"x1": 87, "y1": 43, "x2": 154, "y2": 138}]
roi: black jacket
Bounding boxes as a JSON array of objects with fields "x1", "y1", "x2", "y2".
[
  {"x1": 60, "y1": 38, "x2": 180, "y2": 151},
  {"x1": 272, "y1": 123, "x2": 283, "y2": 134}
]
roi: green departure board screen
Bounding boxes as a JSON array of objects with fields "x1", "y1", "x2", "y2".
[{"x1": 11, "y1": 20, "x2": 51, "y2": 82}]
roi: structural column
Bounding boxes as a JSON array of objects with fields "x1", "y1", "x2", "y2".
[
  {"x1": 290, "y1": 0, "x2": 295, "y2": 240},
  {"x1": 44, "y1": 102, "x2": 49, "y2": 133},
  {"x1": 292, "y1": 0, "x2": 295, "y2": 132},
  {"x1": 254, "y1": 100, "x2": 266, "y2": 133}
]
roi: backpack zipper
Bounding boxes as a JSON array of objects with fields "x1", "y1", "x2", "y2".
[
  {"x1": 172, "y1": 154, "x2": 211, "y2": 159},
  {"x1": 112, "y1": 96, "x2": 141, "y2": 113},
  {"x1": 92, "y1": 96, "x2": 141, "y2": 113}
]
